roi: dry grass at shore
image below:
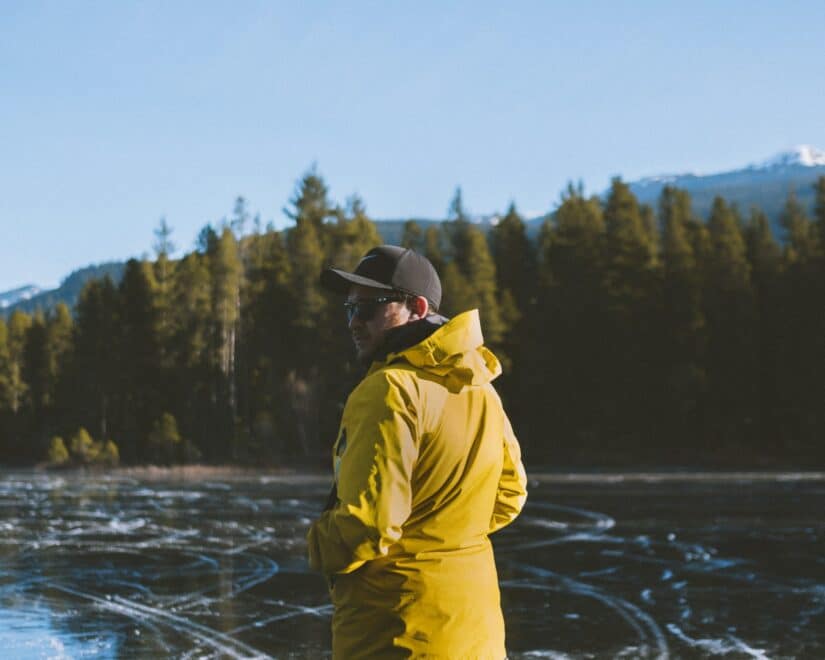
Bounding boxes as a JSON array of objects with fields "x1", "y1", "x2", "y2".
[{"x1": 33, "y1": 463, "x2": 329, "y2": 483}]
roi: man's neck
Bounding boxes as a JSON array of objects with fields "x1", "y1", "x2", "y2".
[{"x1": 362, "y1": 314, "x2": 447, "y2": 366}]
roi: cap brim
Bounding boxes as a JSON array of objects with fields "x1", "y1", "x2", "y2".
[{"x1": 320, "y1": 267, "x2": 396, "y2": 294}]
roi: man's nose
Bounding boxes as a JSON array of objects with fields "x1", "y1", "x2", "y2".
[{"x1": 348, "y1": 314, "x2": 362, "y2": 331}]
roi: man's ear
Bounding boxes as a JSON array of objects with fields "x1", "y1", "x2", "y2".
[{"x1": 408, "y1": 295, "x2": 429, "y2": 321}]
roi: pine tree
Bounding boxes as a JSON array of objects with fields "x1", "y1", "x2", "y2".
[
  {"x1": 243, "y1": 229, "x2": 293, "y2": 460},
  {"x1": 0, "y1": 316, "x2": 25, "y2": 461},
  {"x1": 330, "y1": 195, "x2": 383, "y2": 271},
  {"x1": 488, "y1": 202, "x2": 534, "y2": 402},
  {"x1": 640, "y1": 203, "x2": 660, "y2": 264},
  {"x1": 603, "y1": 178, "x2": 658, "y2": 320},
  {"x1": 780, "y1": 190, "x2": 817, "y2": 263},
  {"x1": 602, "y1": 178, "x2": 661, "y2": 448},
  {"x1": 657, "y1": 187, "x2": 706, "y2": 441},
  {"x1": 46, "y1": 303, "x2": 73, "y2": 435},
  {"x1": 659, "y1": 190, "x2": 703, "y2": 324},
  {"x1": 543, "y1": 184, "x2": 606, "y2": 291},
  {"x1": 153, "y1": 216, "x2": 176, "y2": 256},
  {"x1": 444, "y1": 197, "x2": 505, "y2": 343},
  {"x1": 5, "y1": 311, "x2": 32, "y2": 416},
  {"x1": 22, "y1": 313, "x2": 49, "y2": 420},
  {"x1": 774, "y1": 189, "x2": 825, "y2": 452},
  {"x1": 489, "y1": 202, "x2": 535, "y2": 311},
  {"x1": 814, "y1": 176, "x2": 825, "y2": 250},
  {"x1": 117, "y1": 260, "x2": 164, "y2": 461},
  {"x1": 211, "y1": 229, "x2": 242, "y2": 392},
  {"x1": 230, "y1": 196, "x2": 250, "y2": 238},
  {"x1": 168, "y1": 252, "x2": 212, "y2": 458},
  {"x1": 196, "y1": 224, "x2": 219, "y2": 254},
  {"x1": 533, "y1": 184, "x2": 607, "y2": 457},
  {"x1": 282, "y1": 168, "x2": 336, "y2": 460},
  {"x1": 67, "y1": 277, "x2": 119, "y2": 446},
  {"x1": 285, "y1": 172, "x2": 330, "y2": 333},
  {"x1": 152, "y1": 218, "x2": 176, "y2": 366},
  {"x1": 171, "y1": 253, "x2": 212, "y2": 371},
  {"x1": 743, "y1": 207, "x2": 782, "y2": 449},
  {"x1": 703, "y1": 196, "x2": 756, "y2": 449},
  {"x1": 284, "y1": 165, "x2": 334, "y2": 233},
  {"x1": 208, "y1": 228, "x2": 242, "y2": 458},
  {"x1": 439, "y1": 260, "x2": 476, "y2": 317},
  {"x1": 0, "y1": 318, "x2": 11, "y2": 413},
  {"x1": 744, "y1": 208, "x2": 782, "y2": 296},
  {"x1": 447, "y1": 186, "x2": 469, "y2": 223},
  {"x1": 707, "y1": 197, "x2": 751, "y2": 297}
]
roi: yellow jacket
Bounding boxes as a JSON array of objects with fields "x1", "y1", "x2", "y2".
[{"x1": 307, "y1": 310, "x2": 527, "y2": 659}]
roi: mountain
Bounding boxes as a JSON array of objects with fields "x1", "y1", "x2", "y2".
[
  {"x1": 626, "y1": 145, "x2": 825, "y2": 235},
  {"x1": 0, "y1": 285, "x2": 42, "y2": 310},
  {"x1": 1, "y1": 262, "x2": 125, "y2": 318}
]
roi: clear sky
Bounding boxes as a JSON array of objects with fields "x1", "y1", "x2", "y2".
[{"x1": 2, "y1": 1, "x2": 824, "y2": 292}]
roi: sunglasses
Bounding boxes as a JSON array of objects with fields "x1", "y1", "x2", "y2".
[{"x1": 344, "y1": 295, "x2": 407, "y2": 323}]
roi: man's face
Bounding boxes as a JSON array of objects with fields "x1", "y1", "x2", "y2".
[{"x1": 346, "y1": 284, "x2": 412, "y2": 363}]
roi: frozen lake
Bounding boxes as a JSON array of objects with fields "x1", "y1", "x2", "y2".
[{"x1": 1, "y1": 469, "x2": 823, "y2": 658}]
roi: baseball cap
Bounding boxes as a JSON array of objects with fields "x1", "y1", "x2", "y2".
[{"x1": 320, "y1": 245, "x2": 442, "y2": 311}]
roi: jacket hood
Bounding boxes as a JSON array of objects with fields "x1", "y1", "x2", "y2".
[{"x1": 378, "y1": 309, "x2": 501, "y2": 392}]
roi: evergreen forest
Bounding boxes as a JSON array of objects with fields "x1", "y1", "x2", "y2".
[{"x1": 2, "y1": 171, "x2": 824, "y2": 469}]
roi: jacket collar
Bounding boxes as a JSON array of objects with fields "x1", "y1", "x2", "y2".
[{"x1": 369, "y1": 310, "x2": 502, "y2": 391}]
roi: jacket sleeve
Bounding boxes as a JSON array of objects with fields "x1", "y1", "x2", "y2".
[
  {"x1": 307, "y1": 373, "x2": 419, "y2": 576},
  {"x1": 489, "y1": 413, "x2": 528, "y2": 533}
]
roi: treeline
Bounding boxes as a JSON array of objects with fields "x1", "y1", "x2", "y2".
[{"x1": 1, "y1": 171, "x2": 824, "y2": 468}]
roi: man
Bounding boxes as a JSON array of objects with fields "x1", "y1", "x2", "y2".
[{"x1": 307, "y1": 245, "x2": 527, "y2": 659}]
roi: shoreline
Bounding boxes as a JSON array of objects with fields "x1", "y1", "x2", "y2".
[{"x1": 2, "y1": 464, "x2": 824, "y2": 484}]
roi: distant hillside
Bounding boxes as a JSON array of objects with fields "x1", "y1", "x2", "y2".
[
  {"x1": 371, "y1": 218, "x2": 442, "y2": 245},
  {"x1": 2, "y1": 262, "x2": 125, "y2": 318},
  {"x1": 372, "y1": 217, "x2": 503, "y2": 244}
]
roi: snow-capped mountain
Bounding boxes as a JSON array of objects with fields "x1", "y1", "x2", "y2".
[
  {"x1": 0, "y1": 285, "x2": 42, "y2": 310},
  {"x1": 634, "y1": 145, "x2": 825, "y2": 189},
  {"x1": 625, "y1": 145, "x2": 825, "y2": 235},
  {"x1": 750, "y1": 145, "x2": 825, "y2": 170}
]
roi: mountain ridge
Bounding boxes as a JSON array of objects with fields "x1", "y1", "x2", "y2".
[{"x1": 1, "y1": 263, "x2": 125, "y2": 319}]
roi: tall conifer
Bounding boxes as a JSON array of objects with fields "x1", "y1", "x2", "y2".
[
  {"x1": 602, "y1": 179, "x2": 660, "y2": 448},
  {"x1": 658, "y1": 186, "x2": 705, "y2": 440},
  {"x1": 117, "y1": 260, "x2": 164, "y2": 461},
  {"x1": 533, "y1": 185, "x2": 607, "y2": 457},
  {"x1": 5, "y1": 311, "x2": 32, "y2": 416},
  {"x1": 704, "y1": 197, "x2": 756, "y2": 448},
  {"x1": 68, "y1": 278, "x2": 119, "y2": 445},
  {"x1": 490, "y1": 202, "x2": 535, "y2": 311},
  {"x1": 780, "y1": 190, "x2": 817, "y2": 263},
  {"x1": 814, "y1": 176, "x2": 825, "y2": 249},
  {"x1": 443, "y1": 191, "x2": 504, "y2": 343},
  {"x1": 0, "y1": 319, "x2": 11, "y2": 414}
]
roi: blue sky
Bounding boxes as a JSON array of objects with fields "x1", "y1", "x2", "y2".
[{"x1": 2, "y1": 1, "x2": 824, "y2": 292}]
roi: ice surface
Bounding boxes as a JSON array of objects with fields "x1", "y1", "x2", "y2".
[{"x1": 0, "y1": 471, "x2": 823, "y2": 658}]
